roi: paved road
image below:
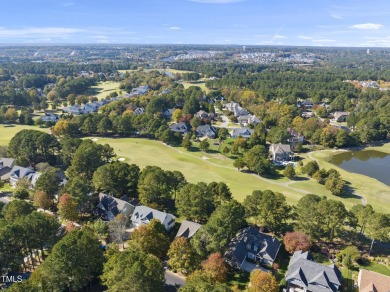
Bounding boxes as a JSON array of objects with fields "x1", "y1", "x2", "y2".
[{"x1": 164, "y1": 270, "x2": 185, "y2": 292}]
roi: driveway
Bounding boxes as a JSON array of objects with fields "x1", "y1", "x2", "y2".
[
  {"x1": 164, "y1": 270, "x2": 185, "y2": 292},
  {"x1": 240, "y1": 261, "x2": 269, "y2": 273}
]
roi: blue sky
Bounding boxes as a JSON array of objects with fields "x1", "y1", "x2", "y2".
[{"x1": 0, "y1": 0, "x2": 389, "y2": 46}]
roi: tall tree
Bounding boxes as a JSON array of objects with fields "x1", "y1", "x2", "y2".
[
  {"x1": 101, "y1": 246, "x2": 164, "y2": 292},
  {"x1": 58, "y1": 194, "x2": 79, "y2": 222},
  {"x1": 34, "y1": 169, "x2": 62, "y2": 199},
  {"x1": 283, "y1": 231, "x2": 312, "y2": 254},
  {"x1": 2, "y1": 200, "x2": 35, "y2": 222},
  {"x1": 168, "y1": 237, "x2": 200, "y2": 274},
  {"x1": 248, "y1": 270, "x2": 279, "y2": 292},
  {"x1": 202, "y1": 253, "x2": 228, "y2": 284}
]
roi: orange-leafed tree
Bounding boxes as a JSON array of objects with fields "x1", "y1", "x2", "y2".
[
  {"x1": 248, "y1": 270, "x2": 278, "y2": 292},
  {"x1": 202, "y1": 252, "x2": 228, "y2": 283},
  {"x1": 283, "y1": 231, "x2": 311, "y2": 254},
  {"x1": 58, "y1": 193, "x2": 78, "y2": 222},
  {"x1": 34, "y1": 191, "x2": 52, "y2": 210}
]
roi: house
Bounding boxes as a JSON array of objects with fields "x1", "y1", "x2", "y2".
[
  {"x1": 358, "y1": 269, "x2": 390, "y2": 292},
  {"x1": 269, "y1": 144, "x2": 293, "y2": 162},
  {"x1": 237, "y1": 114, "x2": 261, "y2": 126},
  {"x1": 131, "y1": 206, "x2": 176, "y2": 231},
  {"x1": 169, "y1": 122, "x2": 191, "y2": 134},
  {"x1": 62, "y1": 105, "x2": 85, "y2": 115},
  {"x1": 163, "y1": 108, "x2": 175, "y2": 119},
  {"x1": 298, "y1": 100, "x2": 313, "y2": 109},
  {"x1": 134, "y1": 107, "x2": 145, "y2": 115},
  {"x1": 287, "y1": 128, "x2": 304, "y2": 144},
  {"x1": 40, "y1": 113, "x2": 60, "y2": 123},
  {"x1": 230, "y1": 127, "x2": 254, "y2": 139},
  {"x1": 224, "y1": 102, "x2": 248, "y2": 117},
  {"x1": 301, "y1": 112, "x2": 313, "y2": 119},
  {"x1": 285, "y1": 250, "x2": 342, "y2": 292},
  {"x1": 196, "y1": 124, "x2": 217, "y2": 139},
  {"x1": 224, "y1": 227, "x2": 281, "y2": 273},
  {"x1": 128, "y1": 85, "x2": 149, "y2": 97},
  {"x1": 9, "y1": 166, "x2": 35, "y2": 187},
  {"x1": 175, "y1": 220, "x2": 202, "y2": 240},
  {"x1": 0, "y1": 158, "x2": 15, "y2": 181},
  {"x1": 94, "y1": 193, "x2": 137, "y2": 221},
  {"x1": 195, "y1": 110, "x2": 214, "y2": 120},
  {"x1": 333, "y1": 112, "x2": 350, "y2": 122}
]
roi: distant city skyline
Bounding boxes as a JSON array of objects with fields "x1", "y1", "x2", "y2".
[{"x1": 0, "y1": 0, "x2": 389, "y2": 47}]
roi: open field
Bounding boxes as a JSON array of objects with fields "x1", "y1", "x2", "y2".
[
  {"x1": 87, "y1": 81, "x2": 121, "y2": 100},
  {"x1": 180, "y1": 81, "x2": 209, "y2": 93},
  {"x1": 0, "y1": 125, "x2": 49, "y2": 146},
  {"x1": 300, "y1": 144, "x2": 390, "y2": 213},
  {"x1": 94, "y1": 138, "x2": 390, "y2": 212}
]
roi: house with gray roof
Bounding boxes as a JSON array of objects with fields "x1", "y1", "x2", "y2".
[
  {"x1": 169, "y1": 122, "x2": 191, "y2": 135},
  {"x1": 285, "y1": 250, "x2": 342, "y2": 292},
  {"x1": 94, "y1": 193, "x2": 137, "y2": 221},
  {"x1": 230, "y1": 127, "x2": 254, "y2": 139},
  {"x1": 196, "y1": 124, "x2": 217, "y2": 139},
  {"x1": 131, "y1": 206, "x2": 176, "y2": 231},
  {"x1": 9, "y1": 166, "x2": 36, "y2": 187},
  {"x1": 332, "y1": 112, "x2": 350, "y2": 122},
  {"x1": 175, "y1": 220, "x2": 202, "y2": 240},
  {"x1": 224, "y1": 227, "x2": 281, "y2": 273},
  {"x1": 40, "y1": 113, "x2": 60, "y2": 123},
  {"x1": 0, "y1": 158, "x2": 15, "y2": 181},
  {"x1": 269, "y1": 143, "x2": 293, "y2": 162},
  {"x1": 237, "y1": 114, "x2": 261, "y2": 126}
]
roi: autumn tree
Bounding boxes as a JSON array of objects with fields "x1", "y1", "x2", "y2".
[
  {"x1": 129, "y1": 219, "x2": 170, "y2": 259},
  {"x1": 248, "y1": 270, "x2": 278, "y2": 292},
  {"x1": 283, "y1": 231, "x2": 311, "y2": 253},
  {"x1": 58, "y1": 193, "x2": 78, "y2": 222},
  {"x1": 34, "y1": 191, "x2": 52, "y2": 210},
  {"x1": 180, "y1": 271, "x2": 231, "y2": 292},
  {"x1": 167, "y1": 237, "x2": 200, "y2": 274},
  {"x1": 202, "y1": 253, "x2": 228, "y2": 283}
]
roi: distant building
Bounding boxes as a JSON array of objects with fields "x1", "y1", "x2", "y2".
[
  {"x1": 230, "y1": 127, "x2": 254, "y2": 139},
  {"x1": 94, "y1": 193, "x2": 138, "y2": 221},
  {"x1": 169, "y1": 122, "x2": 191, "y2": 135},
  {"x1": 196, "y1": 124, "x2": 217, "y2": 139},
  {"x1": 333, "y1": 111, "x2": 350, "y2": 122},
  {"x1": 269, "y1": 144, "x2": 293, "y2": 162},
  {"x1": 40, "y1": 113, "x2": 60, "y2": 123}
]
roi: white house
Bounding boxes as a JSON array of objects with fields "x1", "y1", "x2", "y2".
[{"x1": 131, "y1": 206, "x2": 176, "y2": 231}]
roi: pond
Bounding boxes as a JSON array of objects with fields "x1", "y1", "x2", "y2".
[{"x1": 329, "y1": 150, "x2": 390, "y2": 186}]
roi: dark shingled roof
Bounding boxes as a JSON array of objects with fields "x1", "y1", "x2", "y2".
[
  {"x1": 286, "y1": 250, "x2": 342, "y2": 292},
  {"x1": 224, "y1": 227, "x2": 281, "y2": 269}
]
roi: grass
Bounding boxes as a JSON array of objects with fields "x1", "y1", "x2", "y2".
[
  {"x1": 180, "y1": 81, "x2": 209, "y2": 93},
  {"x1": 0, "y1": 125, "x2": 50, "y2": 146},
  {"x1": 300, "y1": 145, "x2": 390, "y2": 213},
  {"x1": 87, "y1": 81, "x2": 121, "y2": 100},
  {"x1": 93, "y1": 138, "x2": 390, "y2": 211}
]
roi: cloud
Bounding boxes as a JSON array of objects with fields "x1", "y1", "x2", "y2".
[
  {"x1": 189, "y1": 0, "x2": 245, "y2": 3},
  {"x1": 350, "y1": 23, "x2": 384, "y2": 30},
  {"x1": 170, "y1": 26, "x2": 181, "y2": 30},
  {"x1": 298, "y1": 35, "x2": 312, "y2": 40},
  {"x1": 62, "y1": 2, "x2": 76, "y2": 7},
  {"x1": 274, "y1": 34, "x2": 287, "y2": 39},
  {"x1": 0, "y1": 27, "x2": 84, "y2": 38},
  {"x1": 311, "y1": 39, "x2": 335, "y2": 43},
  {"x1": 330, "y1": 13, "x2": 343, "y2": 20}
]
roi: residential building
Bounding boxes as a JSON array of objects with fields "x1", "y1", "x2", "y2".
[
  {"x1": 175, "y1": 220, "x2": 202, "y2": 240},
  {"x1": 196, "y1": 124, "x2": 217, "y2": 139},
  {"x1": 269, "y1": 144, "x2": 293, "y2": 162},
  {"x1": 286, "y1": 250, "x2": 342, "y2": 292},
  {"x1": 287, "y1": 128, "x2": 304, "y2": 144},
  {"x1": 224, "y1": 102, "x2": 249, "y2": 117},
  {"x1": 134, "y1": 107, "x2": 145, "y2": 115},
  {"x1": 131, "y1": 206, "x2": 176, "y2": 231},
  {"x1": 333, "y1": 112, "x2": 350, "y2": 122},
  {"x1": 169, "y1": 122, "x2": 191, "y2": 134},
  {"x1": 195, "y1": 110, "x2": 214, "y2": 120},
  {"x1": 0, "y1": 158, "x2": 15, "y2": 181},
  {"x1": 358, "y1": 269, "x2": 390, "y2": 292},
  {"x1": 230, "y1": 127, "x2": 254, "y2": 139},
  {"x1": 224, "y1": 226, "x2": 281, "y2": 273},
  {"x1": 163, "y1": 108, "x2": 175, "y2": 119},
  {"x1": 237, "y1": 114, "x2": 261, "y2": 126},
  {"x1": 40, "y1": 113, "x2": 60, "y2": 123},
  {"x1": 301, "y1": 112, "x2": 313, "y2": 119},
  {"x1": 9, "y1": 166, "x2": 35, "y2": 187},
  {"x1": 94, "y1": 193, "x2": 138, "y2": 221}
]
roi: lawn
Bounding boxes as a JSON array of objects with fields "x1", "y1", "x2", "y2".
[
  {"x1": 87, "y1": 81, "x2": 121, "y2": 100},
  {"x1": 0, "y1": 125, "x2": 50, "y2": 146},
  {"x1": 94, "y1": 138, "x2": 390, "y2": 211},
  {"x1": 180, "y1": 81, "x2": 209, "y2": 93},
  {"x1": 300, "y1": 145, "x2": 390, "y2": 213}
]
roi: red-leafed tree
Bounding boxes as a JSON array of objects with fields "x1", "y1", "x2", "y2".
[
  {"x1": 34, "y1": 191, "x2": 52, "y2": 211},
  {"x1": 283, "y1": 231, "x2": 311, "y2": 254},
  {"x1": 202, "y1": 252, "x2": 228, "y2": 283},
  {"x1": 58, "y1": 193, "x2": 78, "y2": 222}
]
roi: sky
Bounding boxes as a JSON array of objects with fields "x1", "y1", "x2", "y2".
[{"x1": 0, "y1": 0, "x2": 389, "y2": 47}]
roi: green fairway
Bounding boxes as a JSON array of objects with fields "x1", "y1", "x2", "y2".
[
  {"x1": 87, "y1": 81, "x2": 121, "y2": 100},
  {"x1": 180, "y1": 81, "x2": 209, "y2": 93},
  {"x1": 300, "y1": 146, "x2": 390, "y2": 213},
  {"x1": 0, "y1": 125, "x2": 50, "y2": 146},
  {"x1": 94, "y1": 138, "x2": 390, "y2": 212}
]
